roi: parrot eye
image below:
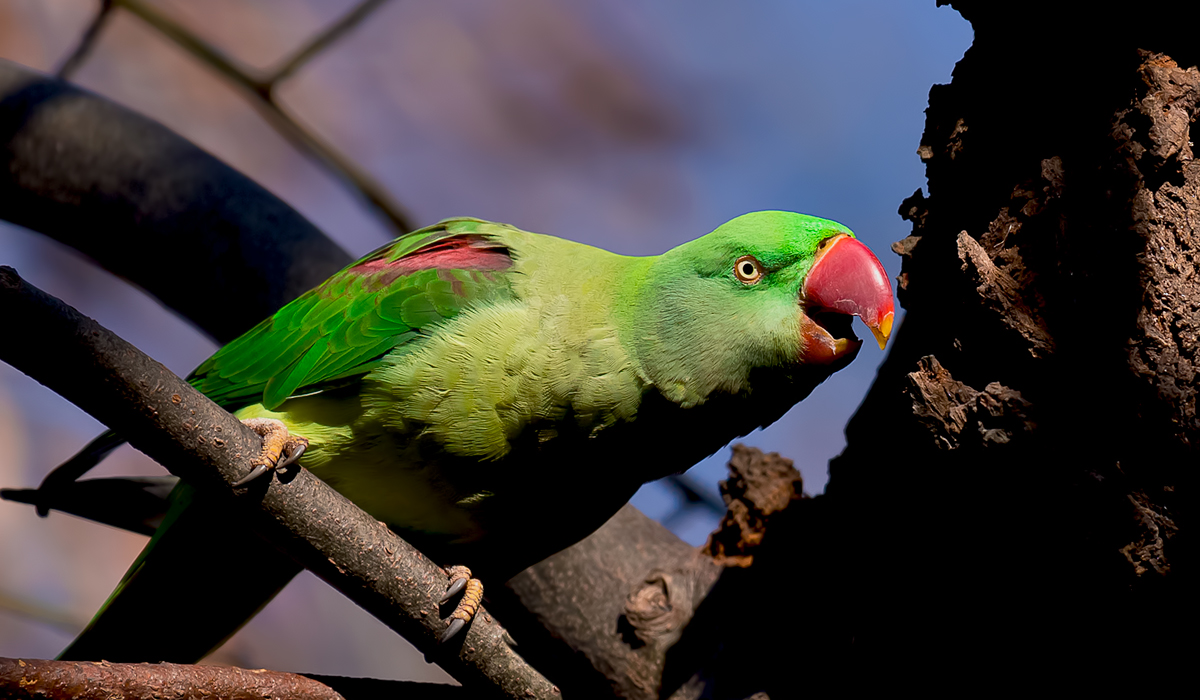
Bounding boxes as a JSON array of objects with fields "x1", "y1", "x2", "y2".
[{"x1": 733, "y1": 255, "x2": 763, "y2": 284}]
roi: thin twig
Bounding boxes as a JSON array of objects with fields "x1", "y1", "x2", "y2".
[
  {"x1": 0, "y1": 61, "x2": 353, "y2": 344},
  {"x1": 111, "y1": 0, "x2": 413, "y2": 234},
  {"x1": 0, "y1": 267, "x2": 557, "y2": 699},
  {"x1": 56, "y1": 0, "x2": 115, "y2": 79},
  {"x1": 266, "y1": 0, "x2": 393, "y2": 86}
]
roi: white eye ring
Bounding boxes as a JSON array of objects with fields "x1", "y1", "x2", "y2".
[{"x1": 734, "y1": 255, "x2": 763, "y2": 284}]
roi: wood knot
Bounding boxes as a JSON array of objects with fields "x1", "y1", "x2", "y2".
[{"x1": 619, "y1": 572, "x2": 682, "y2": 647}]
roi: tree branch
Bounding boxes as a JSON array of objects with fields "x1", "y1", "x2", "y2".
[
  {"x1": 0, "y1": 59, "x2": 350, "y2": 344},
  {"x1": 0, "y1": 267, "x2": 557, "y2": 699},
  {"x1": 0, "y1": 656, "x2": 476, "y2": 699},
  {"x1": 1, "y1": 657, "x2": 347, "y2": 700}
]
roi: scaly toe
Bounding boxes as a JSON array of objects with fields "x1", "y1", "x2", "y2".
[
  {"x1": 438, "y1": 565, "x2": 483, "y2": 643},
  {"x1": 237, "y1": 418, "x2": 309, "y2": 486}
]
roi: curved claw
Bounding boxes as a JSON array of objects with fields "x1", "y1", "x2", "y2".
[
  {"x1": 440, "y1": 618, "x2": 466, "y2": 643},
  {"x1": 437, "y1": 565, "x2": 482, "y2": 643},
  {"x1": 232, "y1": 464, "x2": 272, "y2": 488},
  {"x1": 277, "y1": 442, "x2": 307, "y2": 470},
  {"x1": 439, "y1": 576, "x2": 468, "y2": 604},
  {"x1": 235, "y1": 418, "x2": 310, "y2": 488}
]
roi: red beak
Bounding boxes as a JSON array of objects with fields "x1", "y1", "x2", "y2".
[{"x1": 798, "y1": 234, "x2": 895, "y2": 364}]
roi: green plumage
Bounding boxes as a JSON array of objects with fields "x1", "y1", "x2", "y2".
[
  {"x1": 60, "y1": 211, "x2": 868, "y2": 662},
  {"x1": 189, "y1": 220, "x2": 513, "y2": 411}
]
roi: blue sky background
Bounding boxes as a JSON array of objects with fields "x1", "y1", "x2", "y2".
[{"x1": 0, "y1": 0, "x2": 972, "y2": 681}]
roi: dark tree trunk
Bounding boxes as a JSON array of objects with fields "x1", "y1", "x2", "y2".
[{"x1": 822, "y1": 0, "x2": 1199, "y2": 686}]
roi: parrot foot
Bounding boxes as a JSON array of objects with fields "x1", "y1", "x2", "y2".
[
  {"x1": 233, "y1": 418, "x2": 309, "y2": 487},
  {"x1": 439, "y1": 565, "x2": 483, "y2": 643}
]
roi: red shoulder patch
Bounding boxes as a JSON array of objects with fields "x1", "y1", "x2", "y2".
[{"x1": 351, "y1": 235, "x2": 512, "y2": 278}]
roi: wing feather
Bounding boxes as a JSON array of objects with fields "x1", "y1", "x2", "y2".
[{"x1": 189, "y1": 218, "x2": 517, "y2": 411}]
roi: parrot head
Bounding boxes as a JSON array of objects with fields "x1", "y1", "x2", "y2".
[{"x1": 627, "y1": 210, "x2": 894, "y2": 405}]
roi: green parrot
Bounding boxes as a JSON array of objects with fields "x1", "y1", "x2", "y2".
[{"x1": 16, "y1": 211, "x2": 894, "y2": 660}]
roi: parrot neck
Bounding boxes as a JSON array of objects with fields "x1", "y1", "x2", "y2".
[{"x1": 617, "y1": 257, "x2": 796, "y2": 409}]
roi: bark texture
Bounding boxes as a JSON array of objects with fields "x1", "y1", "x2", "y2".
[
  {"x1": 496, "y1": 506, "x2": 721, "y2": 700},
  {"x1": 705, "y1": 444, "x2": 806, "y2": 568},
  {"x1": 0, "y1": 657, "x2": 348, "y2": 700},
  {"x1": 824, "y1": 0, "x2": 1200, "y2": 686},
  {"x1": 0, "y1": 657, "x2": 466, "y2": 700}
]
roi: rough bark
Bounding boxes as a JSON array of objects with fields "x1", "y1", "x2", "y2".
[
  {"x1": 0, "y1": 657, "x2": 348, "y2": 700},
  {"x1": 0, "y1": 657, "x2": 467, "y2": 700},
  {"x1": 824, "y1": 0, "x2": 1200, "y2": 686},
  {"x1": 704, "y1": 444, "x2": 806, "y2": 568},
  {"x1": 496, "y1": 506, "x2": 722, "y2": 700},
  {"x1": 669, "y1": 447, "x2": 822, "y2": 700}
]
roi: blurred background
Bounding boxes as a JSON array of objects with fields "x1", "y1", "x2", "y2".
[{"x1": 0, "y1": 0, "x2": 970, "y2": 683}]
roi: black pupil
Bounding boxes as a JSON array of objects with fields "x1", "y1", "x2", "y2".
[{"x1": 741, "y1": 262, "x2": 754, "y2": 276}]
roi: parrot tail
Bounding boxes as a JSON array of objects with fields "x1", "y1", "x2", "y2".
[
  {"x1": 1, "y1": 433, "x2": 302, "y2": 663},
  {"x1": 57, "y1": 483, "x2": 303, "y2": 663}
]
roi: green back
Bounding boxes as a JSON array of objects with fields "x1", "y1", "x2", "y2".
[{"x1": 188, "y1": 218, "x2": 520, "y2": 411}]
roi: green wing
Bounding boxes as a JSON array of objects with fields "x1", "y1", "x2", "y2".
[{"x1": 188, "y1": 218, "x2": 519, "y2": 411}]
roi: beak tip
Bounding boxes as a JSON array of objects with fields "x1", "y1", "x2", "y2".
[{"x1": 871, "y1": 311, "x2": 894, "y2": 350}]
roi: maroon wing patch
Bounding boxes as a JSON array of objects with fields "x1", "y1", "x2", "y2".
[{"x1": 350, "y1": 234, "x2": 512, "y2": 281}]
